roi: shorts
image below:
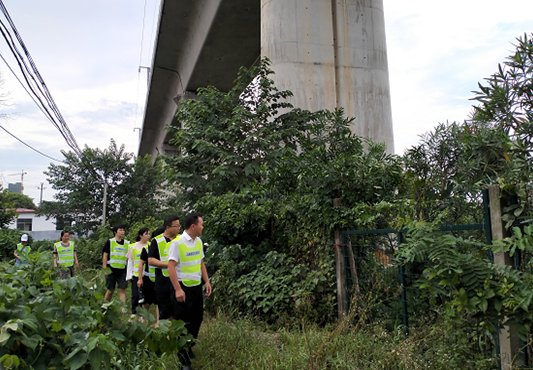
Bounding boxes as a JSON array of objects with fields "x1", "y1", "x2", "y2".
[{"x1": 106, "y1": 269, "x2": 127, "y2": 290}]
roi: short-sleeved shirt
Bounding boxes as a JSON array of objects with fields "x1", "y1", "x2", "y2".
[
  {"x1": 168, "y1": 231, "x2": 205, "y2": 281},
  {"x1": 148, "y1": 236, "x2": 172, "y2": 284},
  {"x1": 102, "y1": 239, "x2": 126, "y2": 273}
]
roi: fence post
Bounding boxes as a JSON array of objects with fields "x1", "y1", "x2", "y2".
[
  {"x1": 334, "y1": 198, "x2": 347, "y2": 318},
  {"x1": 488, "y1": 185, "x2": 522, "y2": 369},
  {"x1": 398, "y1": 231, "x2": 409, "y2": 337}
]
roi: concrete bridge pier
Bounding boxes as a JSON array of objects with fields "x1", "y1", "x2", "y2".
[{"x1": 261, "y1": 0, "x2": 394, "y2": 152}]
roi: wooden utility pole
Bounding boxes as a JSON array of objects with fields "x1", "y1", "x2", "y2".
[
  {"x1": 489, "y1": 185, "x2": 523, "y2": 369},
  {"x1": 102, "y1": 181, "x2": 108, "y2": 226},
  {"x1": 334, "y1": 198, "x2": 347, "y2": 318}
]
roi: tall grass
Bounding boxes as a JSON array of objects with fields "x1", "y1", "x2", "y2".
[{"x1": 191, "y1": 315, "x2": 496, "y2": 370}]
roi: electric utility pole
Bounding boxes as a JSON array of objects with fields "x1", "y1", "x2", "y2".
[{"x1": 37, "y1": 182, "x2": 46, "y2": 206}]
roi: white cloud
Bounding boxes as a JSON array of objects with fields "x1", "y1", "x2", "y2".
[
  {"x1": 1, "y1": 0, "x2": 532, "y2": 202},
  {"x1": 383, "y1": 0, "x2": 533, "y2": 154}
]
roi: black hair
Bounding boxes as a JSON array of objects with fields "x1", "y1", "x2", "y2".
[
  {"x1": 112, "y1": 224, "x2": 126, "y2": 234},
  {"x1": 184, "y1": 212, "x2": 202, "y2": 230},
  {"x1": 163, "y1": 215, "x2": 180, "y2": 229},
  {"x1": 152, "y1": 226, "x2": 165, "y2": 238},
  {"x1": 60, "y1": 230, "x2": 70, "y2": 238},
  {"x1": 136, "y1": 227, "x2": 150, "y2": 242}
]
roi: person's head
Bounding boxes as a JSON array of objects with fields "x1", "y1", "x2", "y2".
[
  {"x1": 152, "y1": 226, "x2": 165, "y2": 239},
  {"x1": 112, "y1": 224, "x2": 126, "y2": 239},
  {"x1": 60, "y1": 230, "x2": 71, "y2": 243},
  {"x1": 184, "y1": 212, "x2": 203, "y2": 238},
  {"x1": 163, "y1": 215, "x2": 181, "y2": 239},
  {"x1": 20, "y1": 234, "x2": 28, "y2": 244},
  {"x1": 136, "y1": 227, "x2": 151, "y2": 242}
]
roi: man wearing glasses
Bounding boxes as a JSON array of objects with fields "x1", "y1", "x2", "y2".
[{"x1": 148, "y1": 215, "x2": 181, "y2": 320}]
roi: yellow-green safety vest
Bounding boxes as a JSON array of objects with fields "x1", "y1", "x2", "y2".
[
  {"x1": 55, "y1": 241, "x2": 75, "y2": 267},
  {"x1": 16, "y1": 243, "x2": 31, "y2": 262},
  {"x1": 155, "y1": 234, "x2": 170, "y2": 277},
  {"x1": 130, "y1": 242, "x2": 155, "y2": 281},
  {"x1": 175, "y1": 237, "x2": 203, "y2": 287},
  {"x1": 108, "y1": 238, "x2": 129, "y2": 269}
]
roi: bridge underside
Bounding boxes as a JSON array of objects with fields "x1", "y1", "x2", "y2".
[{"x1": 139, "y1": 0, "x2": 260, "y2": 156}]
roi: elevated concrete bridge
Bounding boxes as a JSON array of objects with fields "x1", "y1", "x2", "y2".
[{"x1": 139, "y1": 0, "x2": 394, "y2": 157}]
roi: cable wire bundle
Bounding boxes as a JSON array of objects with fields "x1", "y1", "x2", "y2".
[{"x1": 0, "y1": 0, "x2": 81, "y2": 158}]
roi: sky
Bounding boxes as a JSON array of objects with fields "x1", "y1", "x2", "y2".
[{"x1": 0, "y1": 0, "x2": 532, "y2": 205}]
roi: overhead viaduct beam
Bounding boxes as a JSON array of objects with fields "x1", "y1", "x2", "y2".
[
  {"x1": 139, "y1": 0, "x2": 394, "y2": 157},
  {"x1": 139, "y1": 0, "x2": 261, "y2": 157}
]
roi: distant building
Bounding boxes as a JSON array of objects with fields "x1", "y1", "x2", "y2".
[
  {"x1": 8, "y1": 182, "x2": 23, "y2": 193},
  {"x1": 7, "y1": 208, "x2": 60, "y2": 241}
]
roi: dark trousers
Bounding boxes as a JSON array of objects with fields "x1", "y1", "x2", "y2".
[
  {"x1": 171, "y1": 283, "x2": 204, "y2": 365},
  {"x1": 155, "y1": 277, "x2": 172, "y2": 320},
  {"x1": 131, "y1": 276, "x2": 140, "y2": 314}
]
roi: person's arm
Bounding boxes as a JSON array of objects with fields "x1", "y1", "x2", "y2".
[
  {"x1": 52, "y1": 245, "x2": 58, "y2": 268},
  {"x1": 102, "y1": 253, "x2": 108, "y2": 269},
  {"x1": 148, "y1": 257, "x2": 168, "y2": 268},
  {"x1": 148, "y1": 239, "x2": 167, "y2": 268},
  {"x1": 201, "y1": 261, "x2": 212, "y2": 297},
  {"x1": 102, "y1": 240, "x2": 110, "y2": 269},
  {"x1": 74, "y1": 251, "x2": 79, "y2": 268},
  {"x1": 168, "y1": 242, "x2": 185, "y2": 302},
  {"x1": 137, "y1": 260, "x2": 145, "y2": 288},
  {"x1": 168, "y1": 259, "x2": 185, "y2": 302}
]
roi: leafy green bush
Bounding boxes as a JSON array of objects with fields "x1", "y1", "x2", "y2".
[
  {"x1": 75, "y1": 225, "x2": 113, "y2": 270},
  {"x1": 0, "y1": 229, "x2": 27, "y2": 260},
  {"x1": 0, "y1": 252, "x2": 190, "y2": 369},
  {"x1": 209, "y1": 248, "x2": 335, "y2": 325}
]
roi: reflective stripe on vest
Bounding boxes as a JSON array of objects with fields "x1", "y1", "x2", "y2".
[
  {"x1": 109, "y1": 238, "x2": 128, "y2": 269},
  {"x1": 156, "y1": 235, "x2": 170, "y2": 277},
  {"x1": 144, "y1": 270, "x2": 156, "y2": 279},
  {"x1": 55, "y1": 241, "x2": 74, "y2": 267},
  {"x1": 176, "y1": 238, "x2": 203, "y2": 287}
]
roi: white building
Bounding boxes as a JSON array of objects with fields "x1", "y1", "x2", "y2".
[{"x1": 7, "y1": 208, "x2": 60, "y2": 241}]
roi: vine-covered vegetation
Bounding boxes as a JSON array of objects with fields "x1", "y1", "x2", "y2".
[{"x1": 0, "y1": 33, "x2": 531, "y2": 368}]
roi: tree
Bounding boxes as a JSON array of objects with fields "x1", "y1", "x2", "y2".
[
  {"x1": 1, "y1": 190, "x2": 37, "y2": 209},
  {"x1": 402, "y1": 33, "x2": 533, "y2": 225},
  {"x1": 470, "y1": 32, "x2": 533, "y2": 225},
  {"x1": 397, "y1": 34, "x2": 533, "y2": 359},
  {"x1": 43, "y1": 139, "x2": 166, "y2": 234},
  {"x1": 0, "y1": 185, "x2": 15, "y2": 228},
  {"x1": 165, "y1": 59, "x2": 406, "y2": 323}
]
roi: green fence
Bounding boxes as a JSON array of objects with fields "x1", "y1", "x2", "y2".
[{"x1": 339, "y1": 190, "x2": 493, "y2": 336}]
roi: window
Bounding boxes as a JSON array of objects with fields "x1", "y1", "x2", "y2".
[{"x1": 16, "y1": 218, "x2": 32, "y2": 231}]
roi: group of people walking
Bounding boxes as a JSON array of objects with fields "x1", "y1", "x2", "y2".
[
  {"x1": 13, "y1": 212, "x2": 210, "y2": 370},
  {"x1": 101, "y1": 212, "x2": 210, "y2": 370}
]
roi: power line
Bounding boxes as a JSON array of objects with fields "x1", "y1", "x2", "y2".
[
  {"x1": 0, "y1": 124, "x2": 63, "y2": 162},
  {"x1": 0, "y1": 52, "x2": 59, "y2": 128},
  {"x1": 0, "y1": 0, "x2": 82, "y2": 157}
]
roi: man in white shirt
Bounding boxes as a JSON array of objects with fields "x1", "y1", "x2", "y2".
[{"x1": 168, "y1": 212, "x2": 211, "y2": 370}]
